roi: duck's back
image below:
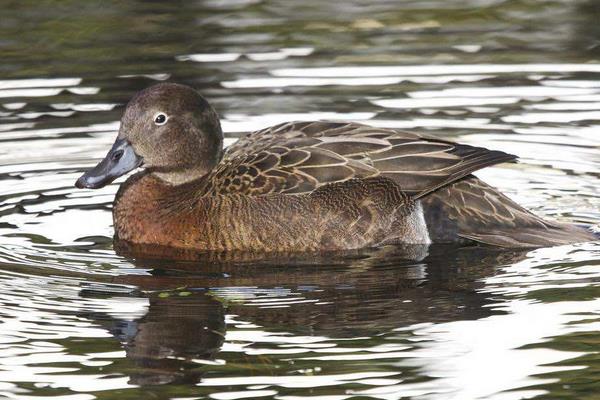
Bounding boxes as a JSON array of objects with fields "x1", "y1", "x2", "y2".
[
  {"x1": 206, "y1": 121, "x2": 515, "y2": 198},
  {"x1": 201, "y1": 121, "x2": 595, "y2": 248}
]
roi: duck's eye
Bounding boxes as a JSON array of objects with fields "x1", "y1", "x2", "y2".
[{"x1": 153, "y1": 112, "x2": 168, "y2": 126}]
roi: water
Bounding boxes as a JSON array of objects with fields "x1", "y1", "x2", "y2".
[{"x1": 2, "y1": 0, "x2": 600, "y2": 398}]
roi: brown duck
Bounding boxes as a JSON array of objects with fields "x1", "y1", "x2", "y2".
[{"x1": 75, "y1": 83, "x2": 596, "y2": 251}]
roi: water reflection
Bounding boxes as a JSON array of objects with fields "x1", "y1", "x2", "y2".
[
  {"x1": 2, "y1": 0, "x2": 600, "y2": 398},
  {"x1": 79, "y1": 244, "x2": 525, "y2": 386},
  {"x1": 98, "y1": 292, "x2": 225, "y2": 386}
]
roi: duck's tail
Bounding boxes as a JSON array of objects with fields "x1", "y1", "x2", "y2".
[{"x1": 421, "y1": 176, "x2": 597, "y2": 248}]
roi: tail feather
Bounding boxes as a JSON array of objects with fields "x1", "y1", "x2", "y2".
[{"x1": 421, "y1": 176, "x2": 597, "y2": 248}]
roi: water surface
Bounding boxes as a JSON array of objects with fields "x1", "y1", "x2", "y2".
[{"x1": 2, "y1": 1, "x2": 600, "y2": 399}]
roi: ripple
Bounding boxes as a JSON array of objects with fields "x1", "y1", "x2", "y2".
[
  {"x1": 2, "y1": 1, "x2": 600, "y2": 398},
  {"x1": 0, "y1": 78, "x2": 82, "y2": 90},
  {"x1": 272, "y1": 64, "x2": 600, "y2": 78}
]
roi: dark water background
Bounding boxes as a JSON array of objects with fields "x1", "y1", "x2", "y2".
[{"x1": 2, "y1": 1, "x2": 600, "y2": 399}]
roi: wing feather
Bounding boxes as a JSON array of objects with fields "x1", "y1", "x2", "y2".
[{"x1": 206, "y1": 121, "x2": 516, "y2": 197}]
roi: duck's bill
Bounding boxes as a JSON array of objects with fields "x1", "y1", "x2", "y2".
[{"x1": 75, "y1": 138, "x2": 143, "y2": 189}]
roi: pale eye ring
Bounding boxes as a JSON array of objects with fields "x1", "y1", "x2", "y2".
[{"x1": 153, "y1": 112, "x2": 168, "y2": 126}]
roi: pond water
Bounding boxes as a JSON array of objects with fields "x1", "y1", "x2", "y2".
[{"x1": 2, "y1": 0, "x2": 600, "y2": 399}]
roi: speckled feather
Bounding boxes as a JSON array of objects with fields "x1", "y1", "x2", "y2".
[
  {"x1": 114, "y1": 175, "x2": 427, "y2": 252},
  {"x1": 205, "y1": 121, "x2": 515, "y2": 198}
]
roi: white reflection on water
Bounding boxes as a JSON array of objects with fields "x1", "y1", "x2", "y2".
[
  {"x1": 526, "y1": 102, "x2": 600, "y2": 111},
  {"x1": 272, "y1": 64, "x2": 600, "y2": 78},
  {"x1": 407, "y1": 86, "x2": 598, "y2": 99},
  {"x1": 221, "y1": 112, "x2": 376, "y2": 132},
  {"x1": 222, "y1": 75, "x2": 491, "y2": 89},
  {"x1": 0, "y1": 78, "x2": 82, "y2": 90},
  {"x1": 372, "y1": 97, "x2": 520, "y2": 109},
  {"x1": 0, "y1": 88, "x2": 64, "y2": 98},
  {"x1": 50, "y1": 103, "x2": 119, "y2": 112},
  {"x1": 503, "y1": 111, "x2": 600, "y2": 124},
  {"x1": 178, "y1": 48, "x2": 314, "y2": 64},
  {"x1": 198, "y1": 371, "x2": 400, "y2": 389},
  {"x1": 541, "y1": 80, "x2": 600, "y2": 88},
  {"x1": 0, "y1": 271, "x2": 145, "y2": 394},
  {"x1": 177, "y1": 53, "x2": 241, "y2": 62}
]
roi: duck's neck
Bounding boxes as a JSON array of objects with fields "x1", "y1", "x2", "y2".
[
  {"x1": 113, "y1": 171, "x2": 210, "y2": 245},
  {"x1": 152, "y1": 167, "x2": 211, "y2": 186},
  {"x1": 120, "y1": 168, "x2": 211, "y2": 203},
  {"x1": 148, "y1": 145, "x2": 222, "y2": 186}
]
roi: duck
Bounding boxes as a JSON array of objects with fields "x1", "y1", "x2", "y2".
[{"x1": 75, "y1": 83, "x2": 596, "y2": 252}]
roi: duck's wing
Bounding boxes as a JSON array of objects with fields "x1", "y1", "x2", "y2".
[
  {"x1": 422, "y1": 176, "x2": 597, "y2": 247},
  {"x1": 207, "y1": 121, "x2": 516, "y2": 197}
]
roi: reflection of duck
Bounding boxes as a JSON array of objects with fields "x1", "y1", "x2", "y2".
[
  {"x1": 93, "y1": 245, "x2": 528, "y2": 385},
  {"x1": 76, "y1": 83, "x2": 595, "y2": 251},
  {"x1": 117, "y1": 244, "x2": 528, "y2": 335},
  {"x1": 90, "y1": 290, "x2": 225, "y2": 386},
  {"x1": 124, "y1": 294, "x2": 224, "y2": 385}
]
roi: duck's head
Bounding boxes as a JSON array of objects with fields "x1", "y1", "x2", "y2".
[{"x1": 75, "y1": 83, "x2": 223, "y2": 189}]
